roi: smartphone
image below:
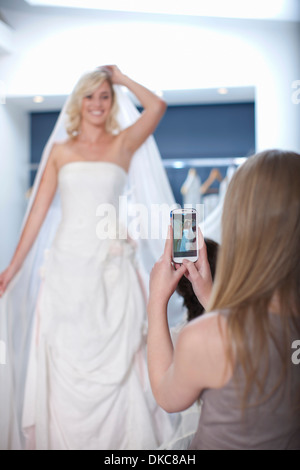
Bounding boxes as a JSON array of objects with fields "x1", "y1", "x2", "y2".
[{"x1": 171, "y1": 208, "x2": 199, "y2": 263}]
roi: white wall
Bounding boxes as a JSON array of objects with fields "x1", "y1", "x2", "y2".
[
  {"x1": 0, "y1": 8, "x2": 299, "y2": 269},
  {"x1": 1, "y1": 10, "x2": 299, "y2": 147},
  {"x1": 0, "y1": 103, "x2": 29, "y2": 271}
]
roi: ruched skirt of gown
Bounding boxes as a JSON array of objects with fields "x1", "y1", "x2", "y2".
[{"x1": 22, "y1": 162, "x2": 173, "y2": 450}]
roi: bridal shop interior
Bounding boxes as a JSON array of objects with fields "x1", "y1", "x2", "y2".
[
  {"x1": 0, "y1": 0, "x2": 299, "y2": 271},
  {"x1": 0, "y1": 0, "x2": 300, "y2": 452}
]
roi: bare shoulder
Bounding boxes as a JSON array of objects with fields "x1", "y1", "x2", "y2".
[
  {"x1": 179, "y1": 312, "x2": 228, "y2": 345},
  {"x1": 176, "y1": 312, "x2": 232, "y2": 389},
  {"x1": 49, "y1": 139, "x2": 75, "y2": 169},
  {"x1": 51, "y1": 139, "x2": 73, "y2": 156}
]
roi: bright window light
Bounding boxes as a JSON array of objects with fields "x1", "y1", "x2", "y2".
[{"x1": 24, "y1": 0, "x2": 299, "y2": 21}]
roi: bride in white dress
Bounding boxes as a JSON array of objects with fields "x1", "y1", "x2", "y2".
[{"x1": 0, "y1": 65, "x2": 175, "y2": 450}]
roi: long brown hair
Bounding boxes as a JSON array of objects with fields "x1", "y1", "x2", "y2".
[{"x1": 208, "y1": 150, "x2": 300, "y2": 408}]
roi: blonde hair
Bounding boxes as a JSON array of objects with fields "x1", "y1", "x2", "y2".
[
  {"x1": 65, "y1": 69, "x2": 120, "y2": 138},
  {"x1": 208, "y1": 150, "x2": 300, "y2": 408}
]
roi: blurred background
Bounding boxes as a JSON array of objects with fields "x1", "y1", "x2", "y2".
[{"x1": 0, "y1": 0, "x2": 299, "y2": 271}]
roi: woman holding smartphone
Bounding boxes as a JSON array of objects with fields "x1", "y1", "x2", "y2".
[
  {"x1": 148, "y1": 149, "x2": 300, "y2": 450},
  {"x1": 0, "y1": 65, "x2": 174, "y2": 450}
]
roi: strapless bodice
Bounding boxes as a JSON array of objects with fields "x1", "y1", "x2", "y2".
[
  {"x1": 53, "y1": 161, "x2": 127, "y2": 250},
  {"x1": 58, "y1": 160, "x2": 127, "y2": 211}
]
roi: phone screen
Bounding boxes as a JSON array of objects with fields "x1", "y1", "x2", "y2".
[{"x1": 173, "y1": 211, "x2": 197, "y2": 259}]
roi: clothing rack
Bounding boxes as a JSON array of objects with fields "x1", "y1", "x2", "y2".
[
  {"x1": 162, "y1": 157, "x2": 247, "y2": 169},
  {"x1": 28, "y1": 157, "x2": 247, "y2": 171},
  {"x1": 29, "y1": 163, "x2": 39, "y2": 170}
]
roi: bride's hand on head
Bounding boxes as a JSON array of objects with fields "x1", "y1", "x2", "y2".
[{"x1": 100, "y1": 65, "x2": 126, "y2": 85}]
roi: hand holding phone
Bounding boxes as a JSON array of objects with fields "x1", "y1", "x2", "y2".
[
  {"x1": 178, "y1": 224, "x2": 213, "y2": 311},
  {"x1": 149, "y1": 225, "x2": 187, "y2": 306}
]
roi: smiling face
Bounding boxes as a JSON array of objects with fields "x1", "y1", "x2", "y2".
[
  {"x1": 66, "y1": 70, "x2": 120, "y2": 137},
  {"x1": 81, "y1": 80, "x2": 113, "y2": 128}
]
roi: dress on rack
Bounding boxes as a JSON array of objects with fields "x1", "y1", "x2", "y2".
[
  {"x1": 200, "y1": 166, "x2": 236, "y2": 244},
  {"x1": 22, "y1": 161, "x2": 173, "y2": 450},
  {"x1": 181, "y1": 169, "x2": 201, "y2": 208}
]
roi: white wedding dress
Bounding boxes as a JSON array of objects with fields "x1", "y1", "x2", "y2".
[{"x1": 22, "y1": 161, "x2": 173, "y2": 450}]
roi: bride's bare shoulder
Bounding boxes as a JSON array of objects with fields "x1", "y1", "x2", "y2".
[
  {"x1": 49, "y1": 139, "x2": 76, "y2": 166},
  {"x1": 45, "y1": 139, "x2": 80, "y2": 173},
  {"x1": 51, "y1": 139, "x2": 74, "y2": 155}
]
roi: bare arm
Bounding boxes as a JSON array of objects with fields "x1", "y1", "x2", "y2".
[
  {"x1": 0, "y1": 146, "x2": 59, "y2": 296},
  {"x1": 147, "y1": 228, "x2": 231, "y2": 413},
  {"x1": 181, "y1": 228, "x2": 213, "y2": 311},
  {"x1": 148, "y1": 306, "x2": 230, "y2": 412},
  {"x1": 104, "y1": 65, "x2": 167, "y2": 156},
  {"x1": 147, "y1": 231, "x2": 188, "y2": 411}
]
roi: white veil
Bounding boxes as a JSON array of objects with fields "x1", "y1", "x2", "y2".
[{"x1": 0, "y1": 80, "x2": 179, "y2": 450}]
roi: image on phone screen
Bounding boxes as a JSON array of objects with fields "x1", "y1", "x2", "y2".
[{"x1": 173, "y1": 211, "x2": 197, "y2": 259}]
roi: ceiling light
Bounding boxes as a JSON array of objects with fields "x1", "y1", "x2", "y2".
[
  {"x1": 173, "y1": 161, "x2": 186, "y2": 169},
  {"x1": 33, "y1": 96, "x2": 45, "y2": 103},
  {"x1": 218, "y1": 88, "x2": 229, "y2": 95}
]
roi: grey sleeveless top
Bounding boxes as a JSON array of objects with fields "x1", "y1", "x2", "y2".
[{"x1": 189, "y1": 312, "x2": 300, "y2": 450}]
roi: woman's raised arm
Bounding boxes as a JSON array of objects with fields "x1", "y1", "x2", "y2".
[{"x1": 104, "y1": 65, "x2": 167, "y2": 156}]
